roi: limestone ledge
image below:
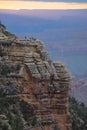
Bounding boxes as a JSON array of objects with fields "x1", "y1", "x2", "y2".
[{"x1": 0, "y1": 36, "x2": 71, "y2": 130}]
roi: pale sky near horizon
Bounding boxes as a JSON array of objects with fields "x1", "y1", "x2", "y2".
[{"x1": 0, "y1": 0, "x2": 87, "y2": 10}]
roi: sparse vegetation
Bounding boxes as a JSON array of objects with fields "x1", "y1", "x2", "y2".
[
  {"x1": 0, "y1": 120, "x2": 9, "y2": 130},
  {"x1": 0, "y1": 48, "x2": 7, "y2": 57},
  {"x1": 3, "y1": 31, "x2": 15, "y2": 37},
  {"x1": 69, "y1": 97, "x2": 87, "y2": 130},
  {"x1": 0, "y1": 64, "x2": 21, "y2": 75},
  {"x1": 0, "y1": 98, "x2": 36, "y2": 130},
  {"x1": 8, "y1": 114, "x2": 24, "y2": 130},
  {"x1": 1, "y1": 66, "x2": 11, "y2": 75},
  {"x1": 19, "y1": 100, "x2": 37, "y2": 126}
]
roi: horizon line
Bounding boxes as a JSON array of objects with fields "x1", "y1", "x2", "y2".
[{"x1": 0, "y1": 1, "x2": 87, "y2": 10}]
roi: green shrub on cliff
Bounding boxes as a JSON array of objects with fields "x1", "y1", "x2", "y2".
[
  {"x1": 69, "y1": 97, "x2": 87, "y2": 130},
  {"x1": 0, "y1": 98, "x2": 36, "y2": 130}
]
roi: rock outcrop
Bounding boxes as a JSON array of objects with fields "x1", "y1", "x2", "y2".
[{"x1": 0, "y1": 23, "x2": 71, "y2": 130}]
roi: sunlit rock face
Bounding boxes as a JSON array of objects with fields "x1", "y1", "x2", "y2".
[{"x1": 0, "y1": 24, "x2": 71, "y2": 130}]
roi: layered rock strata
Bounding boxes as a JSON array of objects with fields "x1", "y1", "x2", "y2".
[{"x1": 0, "y1": 25, "x2": 71, "y2": 130}]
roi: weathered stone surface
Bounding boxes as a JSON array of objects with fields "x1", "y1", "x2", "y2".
[{"x1": 0, "y1": 25, "x2": 71, "y2": 130}]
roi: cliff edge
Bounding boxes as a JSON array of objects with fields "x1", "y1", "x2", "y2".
[{"x1": 0, "y1": 23, "x2": 71, "y2": 130}]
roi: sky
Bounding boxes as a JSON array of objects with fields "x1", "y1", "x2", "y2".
[{"x1": 0, "y1": 0, "x2": 87, "y2": 10}]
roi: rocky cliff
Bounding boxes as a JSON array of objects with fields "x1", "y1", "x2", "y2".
[{"x1": 0, "y1": 23, "x2": 71, "y2": 130}]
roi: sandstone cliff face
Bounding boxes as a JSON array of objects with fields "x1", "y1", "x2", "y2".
[{"x1": 0, "y1": 24, "x2": 71, "y2": 130}]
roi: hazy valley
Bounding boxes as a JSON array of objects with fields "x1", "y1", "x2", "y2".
[{"x1": 0, "y1": 9, "x2": 87, "y2": 75}]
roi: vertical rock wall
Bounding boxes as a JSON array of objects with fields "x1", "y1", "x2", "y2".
[{"x1": 0, "y1": 39, "x2": 71, "y2": 130}]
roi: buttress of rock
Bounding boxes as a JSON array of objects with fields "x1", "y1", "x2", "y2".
[{"x1": 0, "y1": 24, "x2": 71, "y2": 130}]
